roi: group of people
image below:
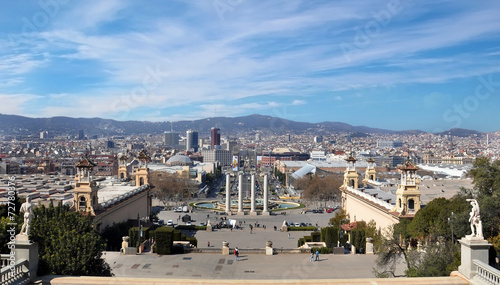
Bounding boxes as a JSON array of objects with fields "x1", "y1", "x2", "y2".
[{"x1": 310, "y1": 250, "x2": 320, "y2": 262}]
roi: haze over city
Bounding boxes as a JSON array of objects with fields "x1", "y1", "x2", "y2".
[{"x1": 1, "y1": 1, "x2": 500, "y2": 132}]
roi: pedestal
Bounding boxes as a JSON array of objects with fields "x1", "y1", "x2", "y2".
[
  {"x1": 222, "y1": 241, "x2": 230, "y2": 255},
  {"x1": 365, "y1": 238, "x2": 374, "y2": 255},
  {"x1": 249, "y1": 211, "x2": 258, "y2": 216},
  {"x1": 266, "y1": 241, "x2": 274, "y2": 255},
  {"x1": 14, "y1": 235, "x2": 38, "y2": 282},
  {"x1": 458, "y1": 238, "x2": 492, "y2": 279},
  {"x1": 261, "y1": 211, "x2": 270, "y2": 216}
]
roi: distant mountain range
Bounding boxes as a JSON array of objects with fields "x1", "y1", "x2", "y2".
[{"x1": 0, "y1": 113, "x2": 486, "y2": 137}]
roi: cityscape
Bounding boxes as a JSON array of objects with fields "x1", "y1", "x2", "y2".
[{"x1": 1, "y1": 1, "x2": 500, "y2": 284}]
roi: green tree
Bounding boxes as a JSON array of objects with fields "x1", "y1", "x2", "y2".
[{"x1": 30, "y1": 202, "x2": 112, "y2": 276}]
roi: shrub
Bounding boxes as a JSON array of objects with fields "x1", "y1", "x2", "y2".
[
  {"x1": 154, "y1": 227, "x2": 175, "y2": 254},
  {"x1": 186, "y1": 237, "x2": 197, "y2": 247},
  {"x1": 298, "y1": 238, "x2": 305, "y2": 247},
  {"x1": 288, "y1": 226, "x2": 317, "y2": 231},
  {"x1": 312, "y1": 247, "x2": 332, "y2": 254},
  {"x1": 311, "y1": 232, "x2": 321, "y2": 242}
]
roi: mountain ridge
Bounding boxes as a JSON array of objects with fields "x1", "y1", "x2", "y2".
[{"x1": 0, "y1": 113, "x2": 486, "y2": 137}]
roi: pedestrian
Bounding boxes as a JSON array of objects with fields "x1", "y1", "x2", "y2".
[
  {"x1": 315, "y1": 250, "x2": 319, "y2": 261},
  {"x1": 288, "y1": 233, "x2": 290, "y2": 239},
  {"x1": 235, "y1": 247, "x2": 239, "y2": 261},
  {"x1": 310, "y1": 252, "x2": 314, "y2": 262},
  {"x1": 208, "y1": 241, "x2": 210, "y2": 247}
]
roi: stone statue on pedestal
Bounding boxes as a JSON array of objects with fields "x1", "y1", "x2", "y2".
[
  {"x1": 466, "y1": 199, "x2": 483, "y2": 239},
  {"x1": 20, "y1": 196, "x2": 34, "y2": 236}
]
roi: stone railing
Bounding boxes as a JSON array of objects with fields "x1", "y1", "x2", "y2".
[
  {"x1": 1, "y1": 254, "x2": 11, "y2": 268},
  {"x1": 0, "y1": 259, "x2": 29, "y2": 285},
  {"x1": 472, "y1": 259, "x2": 500, "y2": 285}
]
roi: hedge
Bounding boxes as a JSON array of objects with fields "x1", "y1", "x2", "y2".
[
  {"x1": 311, "y1": 232, "x2": 321, "y2": 242},
  {"x1": 155, "y1": 227, "x2": 175, "y2": 254},
  {"x1": 311, "y1": 247, "x2": 333, "y2": 254},
  {"x1": 351, "y1": 229, "x2": 366, "y2": 253},
  {"x1": 298, "y1": 238, "x2": 305, "y2": 247},
  {"x1": 174, "y1": 225, "x2": 207, "y2": 231},
  {"x1": 287, "y1": 226, "x2": 318, "y2": 231},
  {"x1": 129, "y1": 226, "x2": 151, "y2": 247},
  {"x1": 186, "y1": 237, "x2": 198, "y2": 247}
]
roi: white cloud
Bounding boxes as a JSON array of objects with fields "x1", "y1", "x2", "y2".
[{"x1": 292, "y1": 99, "x2": 306, "y2": 105}]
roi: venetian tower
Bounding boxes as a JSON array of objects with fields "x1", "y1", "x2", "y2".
[
  {"x1": 118, "y1": 154, "x2": 129, "y2": 180},
  {"x1": 73, "y1": 156, "x2": 99, "y2": 216},
  {"x1": 393, "y1": 159, "x2": 421, "y2": 215},
  {"x1": 135, "y1": 150, "x2": 150, "y2": 186},
  {"x1": 341, "y1": 154, "x2": 359, "y2": 189},
  {"x1": 363, "y1": 157, "x2": 377, "y2": 186}
]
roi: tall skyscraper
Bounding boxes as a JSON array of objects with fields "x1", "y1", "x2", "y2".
[
  {"x1": 186, "y1": 130, "x2": 199, "y2": 152},
  {"x1": 78, "y1": 130, "x2": 84, "y2": 140},
  {"x1": 164, "y1": 131, "x2": 179, "y2": 146},
  {"x1": 211, "y1": 127, "x2": 220, "y2": 150}
]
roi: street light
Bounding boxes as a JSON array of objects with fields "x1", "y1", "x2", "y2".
[{"x1": 448, "y1": 211, "x2": 454, "y2": 245}]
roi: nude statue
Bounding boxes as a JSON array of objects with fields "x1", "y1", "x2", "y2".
[
  {"x1": 466, "y1": 199, "x2": 483, "y2": 239},
  {"x1": 20, "y1": 196, "x2": 34, "y2": 236}
]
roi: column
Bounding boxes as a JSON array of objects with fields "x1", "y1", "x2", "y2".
[
  {"x1": 225, "y1": 174, "x2": 230, "y2": 214},
  {"x1": 250, "y1": 173, "x2": 256, "y2": 215},
  {"x1": 263, "y1": 174, "x2": 269, "y2": 215},
  {"x1": 238, "y1": 173, "x2": 243, "y2": 214}
]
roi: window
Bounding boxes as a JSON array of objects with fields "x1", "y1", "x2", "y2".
[{"x1": 79, "y1": 196, "x2": 86, "y2": 211}]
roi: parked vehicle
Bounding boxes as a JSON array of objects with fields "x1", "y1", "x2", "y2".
[
  {"x1": 166, "y1": 220, "x2": 173, "y2": 226},
  {"x1": 174, "y1": 207, "x2": 183, "y2": 212},
  {"x1": 183, "y1": 206, "x2": 189, "y2": 213},
  {"x1": 158, "y1": 219, "x2": 164, "y2": 225}
]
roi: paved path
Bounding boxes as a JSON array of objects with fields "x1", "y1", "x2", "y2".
[{"x1": 104, "y1": 251, "x2": 379, "y2": 280}]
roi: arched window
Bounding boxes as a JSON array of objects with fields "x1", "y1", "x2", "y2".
[
  {"x1": 350, "y1": 179, "x2": 355, "y2": 187},
  {"x1": 120, "y1": 173, "x2": 124, "y2": 179},
  {"x1": 370, "y1": 175, "x2": 374, "y2": 180},
  {"x1": 79, "y1": 196, "x2": 87, "y2": 211},
  {"x1": 140, "y1": 177, "x2": 144, "y2": 186},
  {"x1": 408, "y1": 199, "x2": 415, "y2": 213}
]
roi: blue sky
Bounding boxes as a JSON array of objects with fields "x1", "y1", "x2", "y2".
[{"x1": 1, "y1": 0, "x2": 500, "y2": 132}]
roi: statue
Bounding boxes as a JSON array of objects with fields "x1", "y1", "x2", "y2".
[
  {"x1": 466, "y1": 199, "x2": 483, "y2": 239},
  {"x1": 20, "y1": 196, "x2": 34, "y2": 236}
]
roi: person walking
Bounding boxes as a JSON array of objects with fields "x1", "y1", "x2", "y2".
[
  {"x1": 315, "y1": 250, "x2": 320, "y2": 261},
  {"x1": 288, "y1": 233, "x2": 290, "y2": 239},
  {"x1": 235, "y1": 247, "x2": 239, "y2": 261},
  {"x1": 310, "y1": 252, "x2": 314, "y2": 262}
]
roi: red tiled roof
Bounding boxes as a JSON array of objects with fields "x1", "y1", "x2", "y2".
[{"x1": 76, "y1": 157, "x2": 97, "y2": 168}]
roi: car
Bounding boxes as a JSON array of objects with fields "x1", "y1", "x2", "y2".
[
  {"x1": 174, "y1": 207, "x2": 182, "y2": 212},
  {"x1": 317, "y1": 209, "x2": 324, "y2": 214},
  {"x1": 199, "y1": 222, "x2": 205, "y2": 226},
  {"x1": 312, "y1": 209, "x2": 317, "y2": 213},
  {"x1": 186, "y1": 221, "x2": 192, "y2": 226},
  {"x1": 158, "y1": 219, "x2": 164, "y2": 225},
  {"x1": 326, "y1": 208, "x2": 334, "y2": 213},
  {"x1": 300, "y1": 222, "x2": 307, "y2": 227},
  {"x1": 294, "y1": 223, "x2": 301, "y2": 227},
  {"x1": 166, "y1": 220, "x2": 173, "y2": 226}
]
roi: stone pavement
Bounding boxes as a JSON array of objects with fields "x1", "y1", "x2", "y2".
[{"x1": 104, "y1": 251, "x2": 379, "y2": 280}]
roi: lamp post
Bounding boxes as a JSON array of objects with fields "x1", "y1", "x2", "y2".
[{"x1": 448, "y1": 211, "x2": 454, "y2": 245}]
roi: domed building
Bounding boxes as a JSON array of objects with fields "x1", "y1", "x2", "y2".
[{"x1": 166, "y1": 154, "x2": 193, "y2": 167}]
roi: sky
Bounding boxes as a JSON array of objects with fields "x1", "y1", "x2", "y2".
[{"x1": 1, "y1": 0, "x2": 500, "y2": 132}]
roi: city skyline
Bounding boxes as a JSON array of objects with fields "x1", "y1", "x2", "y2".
[{"x1": 1, "y1": 1, "x2": 500, "y2": 132}]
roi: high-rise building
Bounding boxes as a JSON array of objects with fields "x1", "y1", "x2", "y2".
[
  {"x1": 211, "y1": 127, "x2": 220, "y2": 150},
  {"x1": 40, "y1": 131, "x2": 49, "y2": 140},
  {"x1": 78, "y1": 130, "x2": 84, "y2": 140},
  {"x1": 164, "y1": 131, "x2": 179, "y2": 146},
  {"x1": 186, "y1": 130, "x2": 199, "y2": 152},
  {"x1": 313, "y1": 136, "x2": 323, "y2": 143}
]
